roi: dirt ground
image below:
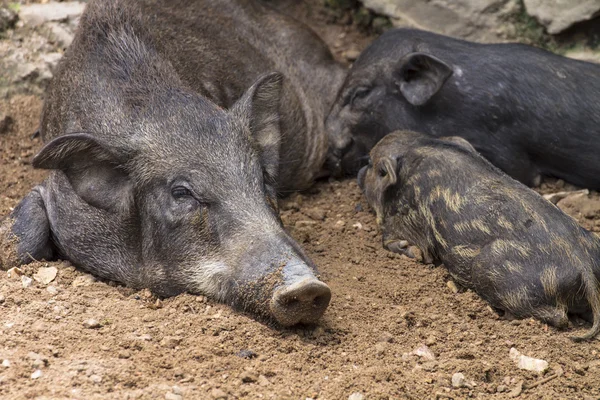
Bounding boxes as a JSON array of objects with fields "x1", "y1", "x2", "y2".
[{"x1": 1, "y1": 2, "x2": 600, "y2": 400}]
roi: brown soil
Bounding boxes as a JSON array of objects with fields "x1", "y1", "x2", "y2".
[{"x1": 1, "y1": 2, "x2": 600, "y2": 400}]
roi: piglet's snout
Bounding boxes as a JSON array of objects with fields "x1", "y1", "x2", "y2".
[{"x1": 271, "y1": 277, "x2": 331, "y2": 326}]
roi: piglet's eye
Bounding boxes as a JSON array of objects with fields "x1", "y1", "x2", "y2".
[
  {"x1": 171, "y1": 186, "x2": 193, "y2": 199},
  {"x1": 351, "y1": 87, "x2": 371, "y2": 106},
  {"x1": 378, "y1": 167, "x2": 387, "y2": 178}
]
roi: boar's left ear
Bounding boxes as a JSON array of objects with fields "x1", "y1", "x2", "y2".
[
  {"x1": 32, "y1": 133, "x2": 133, "y2": 213},
  {"x1": 378, "y1": 156, "x2": 398, "y2": 190},
  {"x1": 394, "y1": 52, "x2": 453, "y2": 106},
  {"x1": 233, "y1": 72, "x2": 283, "y2": 181}
]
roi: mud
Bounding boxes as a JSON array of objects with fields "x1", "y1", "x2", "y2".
[{"x1": 1, "y1": 1, "x2": 600, "y2": 399}]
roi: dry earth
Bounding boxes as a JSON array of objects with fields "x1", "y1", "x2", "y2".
[{"x1": 1, "y1": 1, "x2": 600, "y2": 399}]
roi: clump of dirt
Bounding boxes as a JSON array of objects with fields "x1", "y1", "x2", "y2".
[{"x1": 1, "y1": 1, "x2": 600, "y2": 400}]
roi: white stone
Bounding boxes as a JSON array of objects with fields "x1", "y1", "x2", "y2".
[
  {"x1": 524, "y1": 0, "x2": 600, "y2": 34},
  {"x1": 509, "y1": 347, "x2": 549, "y2": 373}
]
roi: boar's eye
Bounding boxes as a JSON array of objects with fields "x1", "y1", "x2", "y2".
[
  {"x1": 171, "y1": 186, "x2": 194, "y2": 200},
  {"x1": 350, "y1": 87, "x2": 371, "y2": 107},
  {"x1": 378, "y1": 166, "x2": 387, "y2": 178}
]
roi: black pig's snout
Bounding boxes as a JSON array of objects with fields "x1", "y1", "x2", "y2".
[{"x1": 270, "y1": 278, "x2": 331, "y2": 326}]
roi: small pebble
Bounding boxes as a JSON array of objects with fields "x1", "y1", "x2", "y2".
[
  {"x1": 2, "y1": 359, "x2": 9, "y2": 368},
  {"x1": 33, "y1": 266, "x2": 58, "y2": 285},
  {"x1": 257, "y1": 375, "x2": 270, "y2": 386},
  {"x1": 89, "y1": 374, "x2": 102, "y2": 383},
  {"x1": 71, "y1": 274, "x2": 96, "y2": 287},
  {"x1": 165, "y1": 393, "x2": 182, "y2": 400},
  {"x1": 413, "y1": 344, "x2": 435, "y2": 361},
  {"x1": 509, "y1": 347, "x2": 548, "y2": 373},
  {"x1": 31, "y1": 369, "x2": 43, "y2": 379},
  {"x1": 236, "y1": 349, "x2": 257, "y2": 359},
  {"x1": 118, "y1": 350, "x2": 131, "y2": 359},
  {"x1": 83, "y1": 319, "x2": 101, "y2": 329},
  {"x1": 6, "y1": 267, "x2": 23, "y2": 279},
  {"x1": 446, "y1": 281, "x2": 459, "y2": 293},
  {"x1": 240, "y1": 371, "x2": 257, "y2": 383},
  {"x1": 497, "y1": 384, "x2": 507, "y2": 393},
  {"x1": 348, "y1": 393, "x2": 365, "y2": 400},
  {"x1": 161, "y1": 336, "x2": 183, "y2": 349},
  {"x1": 452, "y1": 372, "x2": 472, "y2": 388},
  {"x1": 211, "y1": 388, "x2": 228, "y2": 399},
  {"x1": 0, "y1": 294, "x2": 4, "y2": 303},
  {"x1": 21, "y1": 276, "x2": 33, "y2": 288},
  {"x1": 46, "y1": 286, "x2": 58, "y2": 295}
]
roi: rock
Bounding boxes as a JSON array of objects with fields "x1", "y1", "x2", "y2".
[
  {"x1": 165, "y1": 393, "x2": 182, "y2": 400},
  {"x1": 496, "y1": 384, "x2": 507, "y2": 393},
  {"x1": 211, "y1": 388, "x2": 228, "y2": 399},
  {"x1": 172, "y1": 386, "x2": 182, "y2": 395},
  {"x1": 0, "y1": 294, "x2": 4, "y2": 303},
  {"x1": 118, "y1": 350, "x2": 131, "y2": 359},
  {"x1": 0, "y1": 6, "x2": 17, "y2": 33},
  {"x1": 83, "y1": 319, "x2": 101, "y2": 329},
  {"x1": 47, "y1": 22, "x2": 75, "y2": 48},
  {"x1": 509, "y1": 347, "x2": 548, "y2": 373},
  {"x1": 413, "y1": 344, "x2": 436, "y2": 361},
  {"x1": 446, "y1": 280, "x2": 459, "y2": 293},
  {"x1": 46, "y1": 286, "x2": 58, "y2": 295},
  {"x1": 452, "y1": 372, "x2": 474, "y2": 388},
  {"x1": 31, "y1": 369, "x2": 43, "y2": 379},
  {"x1": 556, "y1": 191, "x2": 600, "y2": 220},
  {"x1": 305, "y1": 207, "x2": 326, "y2": 221},
  {"x1": 523, "y1": 0, "x2": 600, "y2": 34},
  {"x1": 360, "y1": 0, "x2": 518, "y2": 42},
  {"x1": 508, "y1": 380, "x2": 523, "y2": 398},
  {"x1": 89, "y1": 374, "x2": 102, "y2": 384},
  {"x1": 352, "y1": 222, "x2": 363, "y2": 229},
  {"x1": 72, "y1": 274, "x2": 97, "y2": 287},
  {"x1": 161, "y1": 336, "x2": 183, "y2": 349},
  {"x1": 566, "y1": 50, "x2": 600, "y2": 65},
  {"x1": 257, "y1": 375, "x2": 270, "y2": 386},
  {"x1": 2, "y1": 359, "x2": 10, "y2": 368},
  {"x1": 28, "y1": 352, "x2": 49, "y2": 368},
  {"x1": 240, "y1": 371, "x2": 258, "y2": 383},
  {"x1": 378, "y1": 331, "x2": 395, "y2": 343},
  {"x1": 543, "y1": 189, "x2": 588, "y2": 204},
  {"x1": 236, "y1": 349, "x2": 257, "y2": 359},
  {"x1": 19, "y1": 2, "x2": 86, "y2": 27},
  {"x1": 343, "y1": 49, "x2": 361, "y2": 61},
  {"x1": 0, "y1": 112, "x2": 14, "y2": 135},
  {"x1": 33, "y1": 266, "x2": 58, "y2": 285},
  {"x1": 7, "y1": 267, "x2": 23, "y2": 279},
  {"x1": 21, "y1": 276, "x2": 33, "y2": 288},
  {"x1": 348, "y1": 393, "x2": 365, "y2": 400}
]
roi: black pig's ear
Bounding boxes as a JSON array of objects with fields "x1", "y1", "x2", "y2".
[
  {"x1": 378, "y1": 156, "x2": 398, "y2": 191},
  {"x1": 233, "y1": 72, "x2": 283, "y2": 181},
  {"x1": 394, "y1": 52, "x2": 453, "y2": 106},
  {"x1": 441, "y1": 136, "x2": 477, "y2": 153},
  {"x1": 33, "y1": 133, "x2": 133, "y2": 213}
]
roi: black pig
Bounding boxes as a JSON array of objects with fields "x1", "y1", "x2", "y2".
[
  {"x1": 359, "y1": 131, "x2": 600, "y2": 340},
  {"x1": 0, "y1": 0, "x2": 345, "y2": 326},
  {"x1": 328, "y1": 28, "x2": 600, "y2": 189}
]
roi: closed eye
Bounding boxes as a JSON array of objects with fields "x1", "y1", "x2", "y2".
[{"x1": 171, "y1": 186, "x2": 194, "y2": 200}]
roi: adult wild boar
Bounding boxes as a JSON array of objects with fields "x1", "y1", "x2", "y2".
[
  {"x1": 327, "y1": 28, "x2": 600, "y2": 188},
  {"x1": 0, "y1": 0, "x2": 346, "y2": 326},
  {"x1": 359, "y1": 130, "x2": 600, "y2": 340}
]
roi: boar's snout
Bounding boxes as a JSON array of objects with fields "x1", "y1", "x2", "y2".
[{"x1": 271, "y1": 277, "x2": 331, "y2": 326}]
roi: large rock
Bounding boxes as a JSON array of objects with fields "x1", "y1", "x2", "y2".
[
  {"x1": 359, "y1": 0, "x2": 519, "y2": 42},
  {"x1": 19, "y1": 2, "x2": 85, "y2": 27},
  {"x1": 524, "y1": 0, "x2": 600, "y2": 34}
]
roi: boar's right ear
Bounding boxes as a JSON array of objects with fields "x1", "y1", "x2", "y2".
[
  {"x1": 232, "y1": 72, "x2": 283, "y2": 181},
  {"x1": 33, "y1": 133, "x2": 133, "y2": 213},
  {"x1": 441, "y1": 136, "x2": 477, "y2": 153},
  {"x1": 378, "y1": 156, "x2": 398, "y2": 191},
  {"x1": 394, "y1": 52, "x2": 453, "y2": 106}
]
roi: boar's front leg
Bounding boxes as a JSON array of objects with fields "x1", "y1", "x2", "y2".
[{"x1": 0, "y1": 187, "x2": 54, "y2": 268}]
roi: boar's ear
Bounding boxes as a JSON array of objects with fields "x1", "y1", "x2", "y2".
[
  {"x1": 378, "y1": 156, "x2": 398, "y2": 190},
  {"x1": 33, "y1": 133, "x2": 133, "y2": 213},
  {"x1": 441, "y1": 136, "x2": 477, "y2": 153},
  {"x1": 394, "y1": 52, "x2": 453, "y2": 106},
  {"x1": 233, "y1": 72, "x2": 283, "y2": 180}
]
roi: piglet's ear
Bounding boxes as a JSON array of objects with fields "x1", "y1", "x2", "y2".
[
  {"x1": 441, "y1": 136, "x2": 477, "y2": 153},
  {"x1": 232, "y1": 72, "x2": 283, "y2": 181},
  {"x1": 378, "y1": 156, "x2": 398, "y2": 191},
  {"x1": 394, "y1": 52, "x2": 453, "y2": 106},
  {"x1": 33, "y1": 133, "x2": 133, "y2": 213}
]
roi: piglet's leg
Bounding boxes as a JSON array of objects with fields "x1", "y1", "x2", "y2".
[{"x1": 0, "y1": 187, "x2": 54, "y2": 269}]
